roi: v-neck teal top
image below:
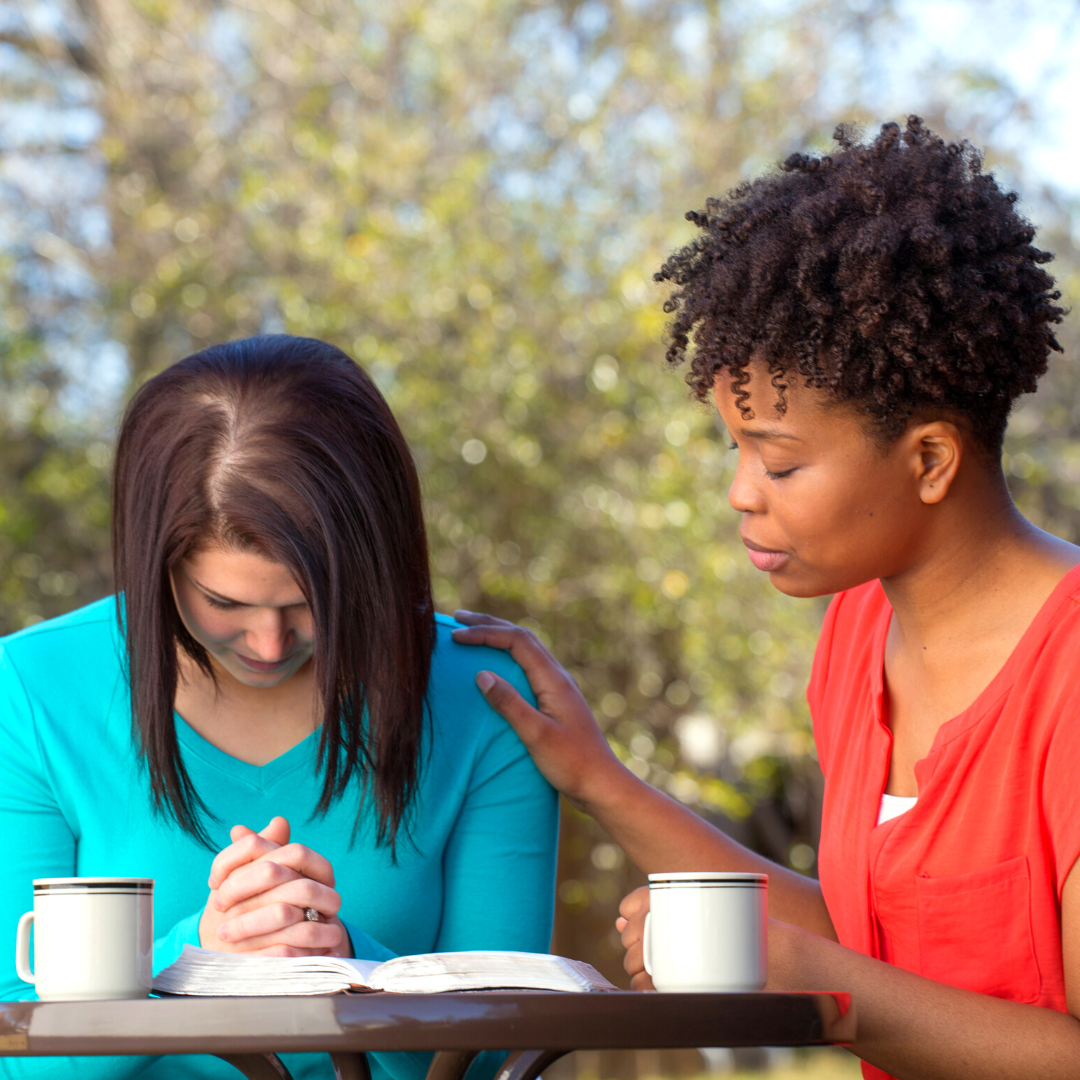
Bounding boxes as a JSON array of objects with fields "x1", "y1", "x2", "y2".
[{"x1": 0, "y1": 598, "x2": 558, "y2": 1080}]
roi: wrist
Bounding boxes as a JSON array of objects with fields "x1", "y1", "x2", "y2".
[
  {"x1": 575, "y1": 753, "x2": 650, "y2": 820},
  {"x1": 333, "y1": 917, "x2": 354, "y2": 958}
]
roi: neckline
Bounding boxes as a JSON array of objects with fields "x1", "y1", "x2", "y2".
[
  {"x1": 872, "y1": 561, "x2": 1080, "y2": 763},
  {"x1": 174, "y1": 711, "x2": 320, "y2": 789}
]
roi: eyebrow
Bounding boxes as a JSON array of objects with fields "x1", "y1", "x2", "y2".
[
  {"x1": 191, "y1": 578, "x2": 247, "y2": 606},
  {"x1": 735, "y1": 427, "x2": 803, "y2": 442},
  {"x1": 190, "y1": 574, "x2": 307, "y2": 608}
]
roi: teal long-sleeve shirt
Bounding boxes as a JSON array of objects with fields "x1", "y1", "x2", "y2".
[{"x1": 0, "y1": 599, "x2": 559, "y2": 1080}]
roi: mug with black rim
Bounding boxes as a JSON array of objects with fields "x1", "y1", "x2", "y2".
[
  {"x1": 16, "y1": 877, "x2": 154, "y2": 1000},
  {"x1": 643, "y1": 871, "x2": 767, "y2": 992}
]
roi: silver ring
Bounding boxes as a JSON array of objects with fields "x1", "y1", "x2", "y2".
[{"x1": 304, "y1": 907, "x2": 322, "y2": 922}]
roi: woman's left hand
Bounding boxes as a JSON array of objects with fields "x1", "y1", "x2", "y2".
[{"x1": 200, "y1": 816, "x2": 352, "y2": 957}]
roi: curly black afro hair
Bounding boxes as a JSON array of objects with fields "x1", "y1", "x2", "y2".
[{"x1": 655, "y1": 116, "x2": 1065, "y2": 454}]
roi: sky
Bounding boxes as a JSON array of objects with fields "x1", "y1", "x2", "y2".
[
  {"x1": 4, "y1": 0, "x2": 1079, "y2": 427},
  {"x1": 877, "y1": 0, "x2": 1080, "y2": 199}
]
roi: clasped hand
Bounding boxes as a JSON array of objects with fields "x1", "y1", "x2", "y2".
[{"x1": 198, "y1": 815, "x2": 351, "y2": 957}]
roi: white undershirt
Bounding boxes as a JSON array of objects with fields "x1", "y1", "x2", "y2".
[{"x1": 877, "y1": 792, "x2": 918, "y2": 825}]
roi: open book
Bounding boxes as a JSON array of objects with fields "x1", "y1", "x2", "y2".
[{"x1": 153, "y1": 945, "x2": 617, "y2": 996}]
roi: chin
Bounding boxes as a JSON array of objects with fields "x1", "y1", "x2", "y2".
[
  {"x1": 769, "y1": 563, "x2": 880, "y2": 599},
  {"x1": 227, "y1": 663, "x2": 303, "y2": 689},
  {"x1": 768, "y1": 568, "x2": 849, "y2": 599}
]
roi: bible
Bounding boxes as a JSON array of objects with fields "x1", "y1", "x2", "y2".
[{"x1": 153, "y1": 945, "x2": 617, "y2": 996}]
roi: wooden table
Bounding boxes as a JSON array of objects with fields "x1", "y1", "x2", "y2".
[{"x1": 0, "y1": 991, "x2": 854, "y2": 1080}]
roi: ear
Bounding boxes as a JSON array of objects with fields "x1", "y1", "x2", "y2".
[{"x1": 910, "y1": 421, "x2": 963, "y2": 505}]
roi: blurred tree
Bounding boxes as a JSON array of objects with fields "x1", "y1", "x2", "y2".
[
  {"x1": 0, "y1": 4, "x2": 114, "y2": 631},
  {"x1": 2, "y1": 0, "x2": 1076, "y2": 1000}
]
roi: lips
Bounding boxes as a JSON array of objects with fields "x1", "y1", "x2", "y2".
[
  {"x1": 235, "y1": 653, "x2": 292, "y2": 673},
  {"x1": 742, "y1": 538, "x2": 789, "y2": 573}
]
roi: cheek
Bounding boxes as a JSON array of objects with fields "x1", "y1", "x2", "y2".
[
  {"x1": 177, "y1": 600, "x2": 243, "y2": 646},
  {"x1": 291, "y1": 611, "x2": 315, "y2": 645},
  {"x1": 779, "y1": 466, "x2": 897, "y2": 542},
  {"x1": 794, "y1": 467, "x2": 913, "y2": 562}
]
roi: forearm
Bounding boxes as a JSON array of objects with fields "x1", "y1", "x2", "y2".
[
  {"x1": 582, "y1": 762, "x2": 836, "y2": 938},
  {"x1": 773, "y1": 920, "x2": 1080, "y2": 1080}
]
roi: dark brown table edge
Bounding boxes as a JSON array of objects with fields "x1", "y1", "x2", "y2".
[{"x1": 0, "y1": 991, "x2": 855, "y2": 1080}]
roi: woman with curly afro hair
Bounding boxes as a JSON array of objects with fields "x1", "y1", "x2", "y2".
[{"x1": 455, "y1": 117, "x2": 1080, "y2": 1078}]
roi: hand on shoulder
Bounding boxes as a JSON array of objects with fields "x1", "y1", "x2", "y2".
[{"x1": 451, "y1": 611, "x2": 626, "y2": 809}]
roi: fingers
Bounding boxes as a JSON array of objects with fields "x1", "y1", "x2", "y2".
[
  {"x1": 210, "y1": 817, "x2": 293, "y2": 889},
  {"x1": 623, "y1": 937, "x2": 645, "y2": 981},
  {"x1": 219, "y1": 874, "x2": 342, "y2": 927},
  {"x1": 210, "y1": 831, "x2": 282, "y2": 890},
  {"x1": 220, "y1": 909, "x2": 345, "y2": 953},
  {"x1": 475, "y1": 672, "x2": 551, "y2": 742},
  {"x1": 260, "y1": 816, "x2": 291, "y2": 847},
  {"x1": 630, "y1": 971, "x2": 655, "y2": 992},
  {"x1": 621, "y1": 912, "x2": 645, "y2": 952},
  {"x1": 452, "y1": 610, "x2": 518, "y2": 630},
  {"x1": 451, "y1": 622, "x2": 565, "y2": 689},
  {"x1": 254, "y1": 841, "x2": 335, "y2": 888},
  {"x1": 618, "y1": 886, "x2": 650, "y2": 920},
  {"x1": 214, "y1": 846, "x2": 336, "y2": 911},
  {"x1": 218, "y1": 880, "x2": 342, "y2": 942},
  {"x1": 618, "y1": 887, "x2": 650, "y2": 985}
]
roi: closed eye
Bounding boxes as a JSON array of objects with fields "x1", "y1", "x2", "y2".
[
  {"x1": 764, "y1": 467, "x2": 796, "y2": 480},
  {"x1": 204, "y1": 596, "x2": 241, "y2": 611}
]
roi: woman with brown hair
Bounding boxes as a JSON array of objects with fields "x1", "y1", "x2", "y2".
[{"x1": 0, "y1": 336, "x2": 558, "y2": 1080}]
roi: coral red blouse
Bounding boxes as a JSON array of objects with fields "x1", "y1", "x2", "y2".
[{"x1": 809, "y1": 570, "x2": 1080, "y2": 1080}]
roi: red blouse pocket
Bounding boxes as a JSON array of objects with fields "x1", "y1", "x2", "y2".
[{"x1": 915, "y1": 855, "x2": 1041, "y2": 1003}]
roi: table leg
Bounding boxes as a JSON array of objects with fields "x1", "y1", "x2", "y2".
[
  {"x1": 424, "y1": 1050, "x2": 479, "y2": 1080},
  {"x1": 494, "y1": 1049, "x2": 569, "y2": 1080},
  {"x1": 216, "y1": 1053, "x2": 295, "y2": 1080},
  {"x1": 332, "y1": 1052, "x2": 372, "y2": 1080}
]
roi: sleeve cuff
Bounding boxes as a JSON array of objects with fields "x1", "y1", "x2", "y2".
[
  {"x1": 152, "y1": 910, "x2": 203, "y2": 975},
  {"x1": 341, "y1": 919, "x2": 398, "y2": 963}
]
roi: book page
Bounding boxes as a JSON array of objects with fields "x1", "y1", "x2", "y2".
[
  {"x1": 153, "y1": 945, "x2": 616, "y2": 996},
  {"x1": 153, "y1": 945, "x2": 383, "y2": 996},
  {"x1": 369, "y1": 951, "x2": 616, "y2": 993}
]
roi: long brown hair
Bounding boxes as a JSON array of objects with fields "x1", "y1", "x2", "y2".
[{"x1": 112, "y1": 335, "x2": 435, "y2": 850}]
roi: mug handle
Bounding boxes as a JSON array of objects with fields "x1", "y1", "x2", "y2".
[
  {"x1": 642, "y1": 911, "x2": 653, "y2": 977},
  {"x1": 16, "y1": 911, "x2": 34, "y2": 984}
]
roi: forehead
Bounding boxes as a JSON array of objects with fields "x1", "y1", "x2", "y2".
[
  {"x1": 712, "y1": 364, "x2": 878, "y2": 449},
  {"x1": 182, "y1": 546, "x2": 303, "y2": 604},
  {"x1": 713, "y1": 365, "x2": 819, "y2": 425}
]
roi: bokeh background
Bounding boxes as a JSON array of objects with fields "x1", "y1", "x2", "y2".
[{"x1": 3, "y1": 0, "x2": 1079, "y2": 1075}]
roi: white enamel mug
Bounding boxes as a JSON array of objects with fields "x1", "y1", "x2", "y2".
[
  {"x1": 643, "y1": 871, "x2": 767, "y2": 992},
  {"x1": 15, "y1": 878, "x2": 154, "y2": 1000}
]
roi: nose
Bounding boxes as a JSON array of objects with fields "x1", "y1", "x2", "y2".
[
  {"x1": 245, "y1": 608, "x2": 293, "y2": 662},
  {"x1": 728, "y1": 458, "x2": 765, "y2": 515}
]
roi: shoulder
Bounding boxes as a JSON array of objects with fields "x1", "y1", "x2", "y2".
[
  {"x1": 0, "y1": 597, "x2": 125, "y2": 709},
  {"x1": 811, "y1": 581, "x2": 888, "y2": 686},
  {"x1": 1, "y1": 595, "x2": 119, "y2": 648},
  {"x1": 807, "y1": 581, "x2": 889, "y2": 766},
  {"x1": 426, "y1": 612, "x2": 537, "y2": 743},
  {"x1": 429, "y1": 613, "x2": 536, "y2": 699},
  {"x1": 821, "y1": 579, "x2": 890, "y2": 641}
]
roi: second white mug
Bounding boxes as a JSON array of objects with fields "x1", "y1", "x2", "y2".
[{"x1": 643, "y1": 871, "x2": 767, "y2": 992}]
